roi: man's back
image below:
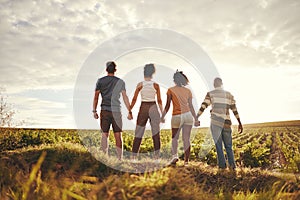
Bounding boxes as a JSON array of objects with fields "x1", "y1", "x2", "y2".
[
  {"x1": 200, "y1": 87, "x2": 239, "y2": 128},
  {"x1": 196, "y1": 77, "x2": 243, "y2": 169},
  {"x1": 209, "y1": 88, "x2": 234, "y2": 115},
  {"x1": 95, "y1": 76, "x2": 125, "y2": 112}
]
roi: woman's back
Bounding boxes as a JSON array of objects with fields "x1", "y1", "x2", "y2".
[
  {"x1": 140, "y1": 80, "x2": 156, "y2": 102},
  {"x1": 167, "y1": 86, "x2": 192, "y2": 115}
]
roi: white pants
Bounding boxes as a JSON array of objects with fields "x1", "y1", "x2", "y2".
[{"x1": 171, "y1": 111, "x2": 193, "y2": 128}]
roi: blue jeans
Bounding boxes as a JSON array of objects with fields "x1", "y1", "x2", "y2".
[{"x1": 210, "y1": 124, "x2": 236, "y2": 169}]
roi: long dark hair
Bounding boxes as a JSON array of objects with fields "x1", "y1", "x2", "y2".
[{"x1": 173, "y1": 70, "x2": 189, "y2": 86}]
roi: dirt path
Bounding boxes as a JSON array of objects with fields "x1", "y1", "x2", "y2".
[{"x1": 270, "y1": 132, "x2": 288, "y2": 169}]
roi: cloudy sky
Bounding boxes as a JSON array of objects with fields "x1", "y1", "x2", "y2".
[{"x1": 0, "y1": 0, "x2": 299, "y2": 129}]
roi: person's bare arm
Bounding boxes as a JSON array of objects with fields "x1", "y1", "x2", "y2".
[
  {"x1": 188, "y1": 97, "x2": 200, "y2": 127},
  {"x1": 161, "y1": 93, "x2": 172, "y2": 122},
  {"x1": 154, "y1": 83, "x2": 163, "y2": 113},
  {"x1": 93, "y1": 90, "x2": 100, "y2": 119},
  {"x1": 130, "y1": 82, "x2": 142, "y2": 110},
  {"x1": 122, "y1": 90, "x2": 133, "y2": 120}
]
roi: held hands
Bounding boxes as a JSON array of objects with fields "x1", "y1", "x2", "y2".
[
  {"x1": 127, "y1": 112, "x2": 133, "y2": 120},
  {"x1": 194, "y1": 120, "x2": 200, "y2": 127},
  {"x1": 238, "y1": 124, "x2": 243, "y2": 133},
  {"x1": 160, "y1": 117, "x2": 165, "y2": 123}
]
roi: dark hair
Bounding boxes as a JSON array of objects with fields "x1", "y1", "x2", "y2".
[
  {"x1": 173, "y1": 70, "x2": 189, "y2": 86},
  {"x1": 214, "y1": 77, "x2": 223, "y2": 87},
  {"x1": 106, "y1": 61, "x2": 116, "y2": 73},
  {"x1": 144, "y1": 63, "x2": 155, "y2": 77}
]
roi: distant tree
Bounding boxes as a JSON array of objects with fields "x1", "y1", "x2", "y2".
[{"x1": 0, "y1": 87, "x2": 23, "y2": 127}]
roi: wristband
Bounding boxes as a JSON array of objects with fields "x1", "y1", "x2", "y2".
[{"x1": 92, "y1": 110, "x2": 97, "y2": 113}]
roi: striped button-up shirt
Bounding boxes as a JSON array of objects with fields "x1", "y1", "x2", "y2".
[{"x1": 198, "y1": 87, "x2": 240, "y2": 128}]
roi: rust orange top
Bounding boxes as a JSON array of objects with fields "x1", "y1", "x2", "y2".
[{"x1": 167, "y1": 86, "x2": 192, "y2": 115}]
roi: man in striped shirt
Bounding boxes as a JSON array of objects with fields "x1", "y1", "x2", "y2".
[{"x1": 197, "y1": 77, "x2": 243, "y2": 170}]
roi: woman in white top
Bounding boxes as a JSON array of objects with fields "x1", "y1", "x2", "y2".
[{"x1": 130, "y1": 64, "x2": 163, "y2": 160}]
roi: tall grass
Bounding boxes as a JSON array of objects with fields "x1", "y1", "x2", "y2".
[
  {"x1": 22, "y1": 151, "x2": 47, "y2": 200},
  {"x1": 1, "y1": 121, "x2": 299, "y2": 199},
  {"x1": 0, "y1": 143, "x2": 299, "y2": 200}
]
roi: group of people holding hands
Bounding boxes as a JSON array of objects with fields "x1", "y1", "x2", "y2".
[{"x1": 93, "y1": 61, "x2": 243, "y2": 169}]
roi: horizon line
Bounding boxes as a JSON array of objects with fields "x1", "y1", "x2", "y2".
[{"x1": 1, "y1": 120, "x2": 300, "y2": 130}]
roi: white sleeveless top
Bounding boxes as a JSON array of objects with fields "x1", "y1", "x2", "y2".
[{"x1": 140, "y1": 81, "x2": 156, "y2": 102}]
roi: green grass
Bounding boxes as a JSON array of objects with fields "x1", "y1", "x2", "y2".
[
  {"x1": 0, "y1": 120, "x2": 300, "y2": 199},
  {"x1": 0, "y1": 142, "x2": 299, "y2": 200}
]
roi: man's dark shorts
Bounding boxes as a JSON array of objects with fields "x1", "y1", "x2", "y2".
[{"x1": 100, "y1": 110, "x2": 122, "y2": 133}]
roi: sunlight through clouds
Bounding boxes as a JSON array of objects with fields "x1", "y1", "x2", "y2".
[
  {"x1": 0, "y1": 0, "x2": 299, "y2": 128},
  {"x1": 218, "y1": 65, "x2": 300, "y2": 124}
]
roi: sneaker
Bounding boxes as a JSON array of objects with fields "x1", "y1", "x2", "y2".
[
  {"x1": 131, "y1": 156, "x2": 138, "y2": 163},
  {"x1": 184, "y1": 162, "x2": 189, "y2": 167},
  {"x1": 153, "y1": 154, "x2": 160, "y2": 161},
  {"x1": 229, "y1": 166, "x2": 237, "y2": 176},
  {"x1": 170, "y1": 157, "x2": 179, "y2": 165},
  {"x1": 154, "y1": 158, "x2": 161, "y2": 164},
  {"x1": 217, "y1": 167, "x2": 227, "y2": 174},
  {"x1": 229, "y1": 166, "x2": 236, "y2": 171}
]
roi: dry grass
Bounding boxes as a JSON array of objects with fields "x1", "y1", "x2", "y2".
[{"x1": 0, "y1": 143, "x2": 299, "y2": 200}]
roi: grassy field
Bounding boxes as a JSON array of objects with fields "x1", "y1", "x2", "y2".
[{"x1": 0, "y1": 120, "x2": 299, "y2": 199}]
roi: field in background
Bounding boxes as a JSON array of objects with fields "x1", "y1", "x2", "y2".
[{"x1": 0, "y1": 120, "x2": 299, "y2": 199}]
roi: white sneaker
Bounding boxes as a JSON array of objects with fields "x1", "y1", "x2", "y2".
[
  {"x1": 131, "y1": 156, "x2": 138, "y2": 163},
  {"x1": 170, "y1": 157, "x2": 179, "y2": 165},
  {"x1": 154, "y1": 158, "x2": 161, "y2": 164}
]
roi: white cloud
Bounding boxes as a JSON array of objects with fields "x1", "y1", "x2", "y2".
[
  {"x1": 0, "y1": 0, "x2": 110, "y2": 92},
  {"x1": 98, "y1": 0, "x2": 300, "y2": 68},
  {"x1": 11, "y1": 90, "x2": 75, "y2": 128},
  {"x1": 0, "y1": 0, "x2": 299, "y2": 128}
]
